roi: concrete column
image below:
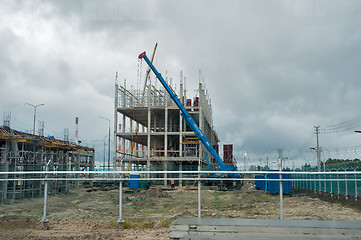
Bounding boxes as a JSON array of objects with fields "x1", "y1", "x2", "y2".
[
  {"x1": 32, "y1": 164, "x2": 42, "y2": 198},
  {"x1": 141, "y1": 125, "x2": 145, "y2": 158},
  {"x1": 48, "y1": 151, "x2": 54, "y2": 195},
  {"x1": 130, "y1": 118, "x2": 133, "y2": 134},
  {"x1": 122, "y1": 108, "x2": 126, "y2": 162},
  {"x1": 179, "y1": 162, "x2": 183, "y2": 187},
  {"x1": 114, "y1": 81, "x2": 119, "y2": 170},
  {"x1": 33, "y1": 148, "x2": 43, "y2": 198},
  {"x1": 169, "y1": 113, "x2": 173, "y2": 132},
  {"x1": 75, "y1": 152, "x2": 80, "y2": 188},
  {"x1": 164, "y1": 161, "x2": 168, "y2": 186},
  {"x1": 154, "y1": 115, "x2": 157, "y2": 132},
  {"x1": 129, "y1": 118, "x2": 133, "y2": 171},
  {"x1": 0, "y1": 142, "x2": 9, "y2": 202},
  {"x1": 38, "y1": 148, "x2": 45, "y2": 197},
  {"x1": 179, "y1": 111, "x2": 183, "y2": 157},
  {"x1": 65, "y1": 152, "x2": 70, "y2": 192},
  {"x1": 89, "y1": 153, "x2": 95, "y2": 187},
  {"x1": 164, "y1": 99, "x2": 168, "y2": 186},
  {"x1": 19, "y1": 142, "x2": 25, "y2": 199},
  {"x1": 59, "y1": 151, "x2": 67, "y2": 193},
  {"x1": 147, "y1": 84, "x2": 151, "y2": 177},
  {"x1": 136, "y1": 123, "x2": 139, "y2": 158},
  {"x1": 179, "y1": 103, "x2": 183, "y2": 187}
]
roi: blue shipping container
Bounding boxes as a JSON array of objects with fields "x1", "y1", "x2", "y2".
[
  {"x1": 129, "y1": 174, "x2": 140, "y2": 189},
  {"x1": 267, "y1": 170, "x2": 291, "y2": 195},
  {"x1": 255, "y1": 175, "x2": 266, "y2": 190}
]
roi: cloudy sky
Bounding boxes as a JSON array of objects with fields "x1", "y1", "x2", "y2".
[{"x1": 1, "y1": 0, "x2": 361, "y2": 168}]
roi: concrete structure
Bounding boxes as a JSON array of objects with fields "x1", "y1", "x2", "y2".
[
  {"x1": 0, "y1": 126, "x2": 95, "y2": 203},
  {"x1": 170, "y1": 218, "x2": 361, "y2": 240},
  {"x1": 114, "y1": 73, "x2": 226, "y2": 185}
]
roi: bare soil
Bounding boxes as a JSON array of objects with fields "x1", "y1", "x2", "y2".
[{"x1": 0, "y1": 183, "x2": 360, "y2": 239}]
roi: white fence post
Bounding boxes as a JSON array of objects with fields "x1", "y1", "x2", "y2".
[
  {"x1": 117, "y1": 179, "x2": 124, "y2": 223},
  {"x1": 345, "y1": 172, "x2": 348, "y2": 200},
  {"x1": 337, "y1": 174, "x2": 340, "y2": 199},
  {"x1": 355, "y1": 170, "x2": 358, "y2": 201},
  {"x1": 330, "y1": 174, "x2": 333, "y2": 197},
  {"x1": 41, "y1": 160, "x2": 51, "y2": 229}
]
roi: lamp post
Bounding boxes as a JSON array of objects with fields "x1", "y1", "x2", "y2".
[
  {"x1": 25, "y1": 103, "x2": 44, "y2": 134},
  {"x1": 244, "y1": 152, "x2": 248, "y2": 171},
  {"x1": 100, "y1": 116, "x2": 111, "y2": 171}
]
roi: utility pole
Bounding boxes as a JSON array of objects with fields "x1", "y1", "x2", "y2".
[{"x1": 315, "y1": 126, "x2": 321, "y2": 172}]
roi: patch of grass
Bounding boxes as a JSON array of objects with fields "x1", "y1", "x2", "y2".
[
  {"x1": 257, "y1": 194, "x2": 272, "y2": 201},
  {"x1": 139, "y1": 220, "x2": 154, "y2": 229},
  {"x1": 213, "y1": 192, "x2": 222, "y2": 208},
  {"x1": 1, "y1": 215, "x2": 20, "y2": 220},
  {"x1": 123, "y1": 220, "x2": 131, "y2": 229},
  {"x1": 4, "y1": 225, "x2": 16, "y2": 231},
  {"x1": 160, "y1": 219, "x2": 172, "y2": 227}
]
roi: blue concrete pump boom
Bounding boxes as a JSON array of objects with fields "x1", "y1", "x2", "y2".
[{"x1": 139, "y1": 52, "x2": 236, "y2": 172}]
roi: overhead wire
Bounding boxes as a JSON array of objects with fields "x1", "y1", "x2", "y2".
[{"x1": 320, "y1": 114, "x2": 361, "y2": 134}]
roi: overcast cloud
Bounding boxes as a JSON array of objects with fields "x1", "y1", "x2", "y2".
[{"x1": 1, "y1": 0, "x2": 361, "y2": 168}]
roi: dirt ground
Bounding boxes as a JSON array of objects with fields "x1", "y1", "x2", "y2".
[{"x1": 0, "y1": 182, "x2": 360, "y2": 239}]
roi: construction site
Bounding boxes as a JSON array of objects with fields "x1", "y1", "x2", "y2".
[{"x1": 0, "y1": 50, "x2": 360, "y2": 239}]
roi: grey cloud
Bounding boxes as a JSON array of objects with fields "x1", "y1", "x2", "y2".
[{"x1": 2, "y1": 0, "x2": 361, "y2": 165}]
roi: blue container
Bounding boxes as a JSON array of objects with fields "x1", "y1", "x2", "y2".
[
  {"x1": 129, "y1": 174, "x2": 140, "y2": 189},
  {"x1": 267, "y1": 170, "x2": 291, "y2": 195},
  {"x1": 255, "y1": 175, "x2": 266, "y2": 190}
]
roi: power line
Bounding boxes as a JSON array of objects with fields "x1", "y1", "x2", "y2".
[
  {"x1": 320, "y1": 114, "x2": 361, "y2": 134},
  {"x1": 324, "y1": 114, "x2": 361, "y2": 128}
]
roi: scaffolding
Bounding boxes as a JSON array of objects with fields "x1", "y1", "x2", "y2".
[
  {"x1": 0, "y1": 127, "x2": 95, "y2": 203},
  {"x1": 113, "y1": 73, "x2": 221, "y2": 185}
]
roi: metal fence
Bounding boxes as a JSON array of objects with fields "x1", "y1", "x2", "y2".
[
  {"x1": 0, "y1": 170, "x2": 360, "y2": 225},
  {"x1": 293, "y1": 171, "x2": 361, "y2": 199}
]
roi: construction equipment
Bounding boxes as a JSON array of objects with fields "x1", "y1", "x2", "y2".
[{"x1": 138, "y1": 51, "x2": 242, "y2": 190}]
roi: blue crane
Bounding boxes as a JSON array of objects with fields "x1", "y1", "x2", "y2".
[{"x1": 138, "y1": 52, "x2": 238, "y2": 174}]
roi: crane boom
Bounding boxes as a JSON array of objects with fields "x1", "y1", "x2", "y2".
[
  {"x1": 142, "y1": 43, "x2": 158, "y2": 102},
  {"x1": 139, "y1": 52, "x2": 235, "y2": 171}
]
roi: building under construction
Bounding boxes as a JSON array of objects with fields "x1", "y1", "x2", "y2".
[
  {"x1": 0, "y1": 126, "x2": 95, "y2": 203},
  {"x1": 114, "y1": 71, "x2": 235, "y2": 185}
]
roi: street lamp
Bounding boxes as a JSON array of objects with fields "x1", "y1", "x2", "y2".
[
  {"x1": 244, "y1": 152, "x2": 248, "y2": 171},
  {"x1": 100, "y1": 116, "x2": 111, "y2": 171},
  {"x1": 25, "y1": 103, "x2": 44, "y2": 135}
]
